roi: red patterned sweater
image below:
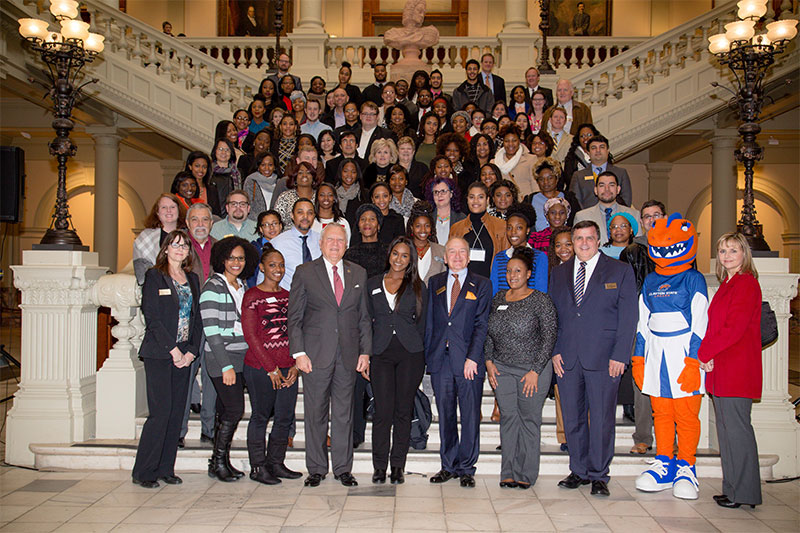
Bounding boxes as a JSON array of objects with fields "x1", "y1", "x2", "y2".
[{"x1": 242, "y1": 287, "x2": 293, "y2": 371}]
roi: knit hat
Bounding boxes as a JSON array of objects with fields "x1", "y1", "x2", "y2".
[
  {"x1": 451, "y1": 110, "x2": 472, "y2": 128},
  {"x1": 607, "y1": 211, "x2": 638, "y2": 236},
  {"x1": 543, "y1": 197, "x2": 571, "y2": 217},
  {"x1": 355, "y1": 203, "x2": 384, "y2": 227}
]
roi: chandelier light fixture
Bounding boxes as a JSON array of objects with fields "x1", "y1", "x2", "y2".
[
  {"x1": 18, "y1": 0, "x2": 105, "y2": 249},
  {"x1": 707, "y1": 0, "x2": 797, "y2": 251}
]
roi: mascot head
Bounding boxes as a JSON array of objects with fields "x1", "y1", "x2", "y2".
[{"x1": 648, "y1": 213, "x2": 697, "y2": 275}]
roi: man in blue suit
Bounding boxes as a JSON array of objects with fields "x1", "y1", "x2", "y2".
[
  {"x1": 549, "y1": 221, "x2": 638, "y2": 496},
  {"x1": 425, "y1": 237, "x2": 492, "y2": 488}
]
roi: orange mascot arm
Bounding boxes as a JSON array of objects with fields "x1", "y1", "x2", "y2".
[{"x1": 676, "y1": 357, "x2": 701, "y2": 393}]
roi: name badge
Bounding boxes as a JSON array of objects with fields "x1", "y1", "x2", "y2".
[
  {"x1": 372, "y1": 288, "x2": 382, "y2": 295},
  {"x1": 158, "y1": 289, "x2": 171, "y2": 296},
  {"x1": 497, "y1": 305, "x2": 509, "y2": 311},
  {"x1": 436, "y1": 286, "x2": 446, "y2": 295},
  {"x1": 469, "y1": 249, "x2": 486, "y2": 262},
  {"x1": 585, "y1": 175, "x2": 595, "y2": 180},
  {"x1": 266, "y1": 296, "x2": 277, "y2": 303},
  {"x1": 605, "y1": 283, "x2": 618, "y2": 289}
]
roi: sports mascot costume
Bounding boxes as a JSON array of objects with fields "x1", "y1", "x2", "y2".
[{"x1": 633, "y1": 213, "x2": 708, "y2": 499}]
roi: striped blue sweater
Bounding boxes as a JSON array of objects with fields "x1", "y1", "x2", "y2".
[
  {"x1": 200, "y1": 274, "x2": 248, "y2": 377},
  {"x1": 490, "y1": 247, "x2": 549, "y2": 295}
]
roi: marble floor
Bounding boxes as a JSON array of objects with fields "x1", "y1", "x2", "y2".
[{"x1": 0, "y1": 465, "x2": 798, "y2": 532}]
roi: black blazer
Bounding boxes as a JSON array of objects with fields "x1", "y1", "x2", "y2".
[
  {"x1": 366, "y1": 274, "x2": 427, "y2": 355},
  {"x1": 139, "y1": 268, "x2": 203, "y2": 360}
]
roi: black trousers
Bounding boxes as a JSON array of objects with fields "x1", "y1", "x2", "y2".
[
  {"x1": 211, "y1": 372, "x2": 245, "y2": 424},
  {"x1": 132, "y1": 358, "x2": 191, "y2": 482},
  {"x1": 370, "y1": 336, "x2": 425, "y2": 470},
  {"x1": 243, "y1": 364, "x2": 298, "y2": 465},
  {"x1": 352, "y1": 374, "x2": 370, "y2": 445}
]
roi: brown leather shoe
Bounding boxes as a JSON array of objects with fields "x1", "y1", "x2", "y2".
[{"x1": 629, "y1": 443, "x2": 652, "y2": 454}]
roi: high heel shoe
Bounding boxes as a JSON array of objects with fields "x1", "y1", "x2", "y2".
[{"x1": 715, "y1": 496, "x2": 755, "y2": 509}]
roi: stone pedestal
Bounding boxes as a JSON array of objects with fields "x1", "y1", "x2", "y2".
[
  {"x1": 495, "y1": 0, "x2": 537, "y2": 78},
  {"x1": 91, "y1": 273, "x2": 146, "y2": 439},
  {"x1": 288, "y1": 0, "x2": 328, "y2": 84},
  {"x1": 7, "y1": 251, "x2": 107, "y2": 466},
  {"x1": 705, "y1": 257, "x2": 800, "y2": 478}
]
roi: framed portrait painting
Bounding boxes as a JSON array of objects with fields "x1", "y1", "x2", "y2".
[
  {"x1": 549, "y1": 0, "x2": 612, "y2": 37},
  {"x1": 217, "y1": 0, "x2": 293, "y2": 37}
]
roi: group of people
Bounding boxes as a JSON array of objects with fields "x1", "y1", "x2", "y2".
[{"x1": 129, "y1": 55, "x2": 764, "y2": 509}]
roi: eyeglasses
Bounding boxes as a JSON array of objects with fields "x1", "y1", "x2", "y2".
[
  {"x1": 610, "y1": 223, "x2": 631, "y2": 230},
  {"x1": 361, "y1": 112, "x2": 377, "y2": 117},
  {"x1": 642, "y1": 213, "x2": 665, "y2": 221},
  {"x1": 531, "y1": 141, "x2": 546, "y2": 146},
  {"x1": 169, "y1": 242, "x2": 190, "y2": 250},
  {"x1": 216, "y1": 146, "x2": 231, "y2": 153},
  {"x1": 225, "y1": 256, "x2": 246, "y2": 262},
  {"x1": 432, "y1": 189, "x2": 451, "y2": 196},
  {"x1": 260, "y1": 222, "x2": 282, "y2": 228},
  {"x1": 228, "y1": 201, "x2": 249, "y2": 208}
]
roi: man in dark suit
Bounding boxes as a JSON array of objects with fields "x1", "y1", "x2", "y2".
[
  {"x1": 525, "y1": 67, "x2": 554, "y2": 109},
  {"x1": 570, "y1": 135, "x2": 633, "y2": 208},
  {"x1": 549, "y1": 220, "x2": 637, "y2": 496},
  {"x1": 325, "y1": 132, "x2": 366, "y2": 183},
  {"x1": 360, "y1": 63, "x2": 388, "y2": 106},
  {"x1": 480, "y1": 53, "x2": 506, "y2": 103},
  {"x1": 355, "y1": 101, "x2": 396, "y2": 160},
  {"x1": 287, "y1": 223, "x2": 372, "y2": 487},
  {"x1": 425, "y1": 237, "x2": 492, "y2": 488}
]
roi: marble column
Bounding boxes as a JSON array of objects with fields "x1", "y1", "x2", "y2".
[
  {"x1": 498, "y1": 0, "x2": 538, "y2": 79},
  {"x1": 92, "y1": 273, "x2": 146, "y2": 439},
  {"x1": 645, "y1": 161, "x2": 672, "y2": 207},
  {"x1": 289, "y1": 0, "x2": 328, "y2": 88},
  {"x1": 705, "y1": 259, "x2": 800, "y2": 477},
  {"x1": 7, "y1": 251, "x2": 107, "y2": 466},
  {"x1": 503, "y1": 0, "x2": 530, "y2": 31},
  {"x1": 88, "y1": 128, "x2": 123, "y2": 272},
  {"x1": 710, "y1": 129, "x2": 739, "y2": 251},
  {"x1": 296, "y1": 0, "x2": 325, "y2": 31}
]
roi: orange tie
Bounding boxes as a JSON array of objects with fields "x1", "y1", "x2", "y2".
[{"x1": 449, "y1": 273, "x2": 461, "y2": 315}]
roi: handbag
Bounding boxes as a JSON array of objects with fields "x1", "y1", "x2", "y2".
[{"x1": 761, "y1": 301, "x2": 778, "y2": 348}]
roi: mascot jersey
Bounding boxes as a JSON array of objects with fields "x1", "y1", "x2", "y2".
[{"x1": 635, "y1": 269, "x2": 708, "y2": 398}]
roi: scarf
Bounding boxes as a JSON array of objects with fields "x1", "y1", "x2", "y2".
[
  {"x1": 277, "y1": 137, "x2": 297, "y2": 174},
  {"x1": 247, "y1": 172, "x2": 277, "y2": 205},
  {"x1": 337, "y1": 182, "x2": 361, "y2": 212},
  {"x1": 493, "y1": 147, "x2": 523, "y2": 177},
  {"x1": 390, "y1": 189, "x2": 416, "y2": 217},
  {"x1": 213, "y1": 162, "x2": 241, "y2": 189},
  {"x1": 237, "y1": 129, "x2": 249, "y2": 148},
  {"x1": 576, "y1": 146, "x2": 590, "y2": 171}
]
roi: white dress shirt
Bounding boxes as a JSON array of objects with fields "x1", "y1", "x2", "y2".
[
  {"x1": 323, "y1": 257, "x2": 345, "y2": 293},
  {"x1": 446, "y1": 268, "x2": 468, "y2": 307},
  {"x1": 357, "y1": 126, "x2": 376, "y2": 159},
  {"x1": 573, "y1": 251, "x2": 601, "y2": 290}
]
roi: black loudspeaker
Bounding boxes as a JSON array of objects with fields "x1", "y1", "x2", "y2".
[{"x1": 0, "y1": 146, "x2": 25, "y2": 223}]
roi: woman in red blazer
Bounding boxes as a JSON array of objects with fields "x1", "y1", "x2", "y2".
[{"x1": 698, "y1": 232, "x2": 762, "y2": 509}]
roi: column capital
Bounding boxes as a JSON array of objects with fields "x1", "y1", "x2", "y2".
[
  {"x1": 85, "y1": 126, "x2": 125, "y2": 144},
  {"x1": 645, "y1": 161, "x2": 673, "y2": 176},
  {"x1": 706, "y1": 128, "x2": 739, "y2": 146}
]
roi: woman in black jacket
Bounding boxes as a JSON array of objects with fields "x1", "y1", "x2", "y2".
[
  {"x1": 367, "y1": 236, "x2": 428, "y2": 485},
  {"x1": 132, "y1": 230, "x2": 203, "y2": 488}
]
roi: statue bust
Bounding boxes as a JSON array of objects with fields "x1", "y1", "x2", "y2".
[{"x1": 384, "y1": 0, "x2": 439, "y2": 51}]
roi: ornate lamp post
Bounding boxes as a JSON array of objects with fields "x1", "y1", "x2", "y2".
[
  {"x1": 707, "y1": 0, "x2": 797, "y2": 252},
  {"x1": 267, "y1": 0, "x2": 284, "y2": 73},
  {"x1": 538, "y1": 0, "x2": 556, "y2": 74},
  {"x1": 18, "y1": 0, "x2": 104, "y2": 250}
]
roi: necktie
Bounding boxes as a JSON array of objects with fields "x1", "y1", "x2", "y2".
[
  {"x1": 484, "y1": 74, "x2": 492, "y2": 93},
  {"x1": 449, "y1": 273, "x2": 461, "y2": 315},
  {"x1": 332, "y1": 265, "x2": 344, "y2": 306},
  {"x1": 301, "y1": 235, "x2": 311, "y2": 264},
  {"x1": 604, "y1": 208, "x2": 613, "y2": 229},
  {"x1": 575, "y1": 261, "x2": 586, "y2": 307}
]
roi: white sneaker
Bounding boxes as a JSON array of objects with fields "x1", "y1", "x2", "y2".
[
  {"x1": 635, "y1": 455, "x2": 675, "y2": 492},
  {"x1": 672, "y1": 460, "x2": 699, "y2": 500}
]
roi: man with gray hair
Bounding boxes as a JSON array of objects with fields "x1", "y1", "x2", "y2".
[
  {"x1": 287, "y1": 223, "x2": 372, "y2": 487},
  {"x1": 180, "y1": 202, "x2": 217, "y2": 446},
  {"x1": 541, "y1": 79, "x2": 594, "y2": 135}
]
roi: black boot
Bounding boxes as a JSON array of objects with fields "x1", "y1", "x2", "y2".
[
  {"x1": 266, "y1": 435, "x2": 302, "y2": 479},
  {"x1": 209, "y1": 420, "x2": 238, "y2": 482},
  {"x1": 225, "y1": 420, "x2": 245, "y2": 479},
  {"x1": 207, "y1": 414, "x2": 221, "y2": 478},
  {"x1": 250, "y1": 464, "x2": 281, "y2": 485}
]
